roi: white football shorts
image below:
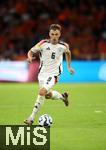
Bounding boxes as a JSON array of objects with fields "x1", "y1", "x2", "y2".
[{"x1": 38, "y1": 75, "x2": 59, "y2": 91}]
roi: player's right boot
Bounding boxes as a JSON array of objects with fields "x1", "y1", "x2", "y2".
[
  {"x1": 24, "y1": 118, "x2": 34, "y2": 126},
  {"x1": 62, "y1": 92, "x2": 69, "y2": 106}
]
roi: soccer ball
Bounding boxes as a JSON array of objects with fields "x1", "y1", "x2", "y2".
[{"x1": 38, "y1": 114, "x2": 53, "y2": 127}]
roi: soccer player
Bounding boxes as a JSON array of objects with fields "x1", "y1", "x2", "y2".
[{"x1": 24, "y1": 24, "x2": 74, "y2": 125}]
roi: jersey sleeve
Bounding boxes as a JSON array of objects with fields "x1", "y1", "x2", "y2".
[
  {"x1": 30, "y1": 40, "x2": 45, "y2": 53},
  {"x1": 63, "y1": 43, "x2": 70, "y2": 53},
  {"x1": 30, "y1": 42, "x2": 41, "y2": 53}
]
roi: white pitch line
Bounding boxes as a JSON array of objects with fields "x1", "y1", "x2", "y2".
[{"x1": 94, "y1": 110, "x2": 102, "y2": 113}]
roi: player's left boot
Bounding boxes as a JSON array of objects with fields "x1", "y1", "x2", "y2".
[
  {"x1": 62, "y1": 92, "x2": 69, "y2": 106},
  {"x1": 24, "y1": 118, "x2": 34, "y2": 126}
]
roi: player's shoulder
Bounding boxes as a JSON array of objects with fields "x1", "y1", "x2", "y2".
[
  {"x1": 58, "y1": 41, "x2": 69, "y2": 49},
  {"x1": 38, "y1": 39, "x2": 49, "y2": 46}
]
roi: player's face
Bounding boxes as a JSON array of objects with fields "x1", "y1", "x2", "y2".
[{"x1": 49, "y1": 29, "x2": 61, "y2": 44}]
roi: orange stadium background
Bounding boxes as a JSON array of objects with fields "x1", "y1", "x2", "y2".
[{"x1": 0, "y1": 0, "x2": 106, "y2": 82}]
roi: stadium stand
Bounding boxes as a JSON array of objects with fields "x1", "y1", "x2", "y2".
[{"x1": 0, "y1": 0, "x2": 106, "y2": 60}]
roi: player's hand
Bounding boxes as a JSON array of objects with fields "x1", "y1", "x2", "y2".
[
  {"x1": 27, "y1": 56, "x2": 36, "y2": 63},
  {"x1": 68, "y1": 67, "x2": 74, "y2": 75}
]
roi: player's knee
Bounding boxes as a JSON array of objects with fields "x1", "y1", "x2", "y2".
[
  {"x1": 39, "y1": 88, "x2": 47, "y2": 96},
  {"x1": 45, "y1": 92, "x2": 52, "y2": 99}
]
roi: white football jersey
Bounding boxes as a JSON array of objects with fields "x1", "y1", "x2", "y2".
[{"x1": 31, "y1": 39, "x2": 69, "y2": 77}]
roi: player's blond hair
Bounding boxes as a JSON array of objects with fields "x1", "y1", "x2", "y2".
[{"x1": 49, "y1": 24, "x2": 61, "y2": 31}]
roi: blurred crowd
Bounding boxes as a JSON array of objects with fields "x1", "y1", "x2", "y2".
[{"x1": 0, "y1": 0, "x2": 106, "y2": 61}]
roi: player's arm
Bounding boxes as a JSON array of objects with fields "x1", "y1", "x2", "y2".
[
  {"x1": 27, "y1": 42, "x2": 41, "y2": 63},
  {"x1": 27, "y1": 50, "x2": 36, "y2": 63},
  {"x1": 64, "y1": 44, "x2": 74, "y2": 74}
]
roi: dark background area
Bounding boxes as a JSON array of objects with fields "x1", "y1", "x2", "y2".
[{"x1": 0, "y1": 0, "x2": 106, "y2": 61}]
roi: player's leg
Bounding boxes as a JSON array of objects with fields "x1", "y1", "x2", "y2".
[
  {"x1": 30, "y1": 88, "x2": 47, "y2": 119},
  {"x1": 24, "y1": 77, "x2": 48, "y2": 125},
  {"x1": 45, "y1": 76, "x2": 69, "y2": 106},
  {"x1": 45, "y1": 90, "x2": 63, "y2": 100},
  {"x1": 24, "y1": 87, "x2": 47, "y2": 125},
  {"x1": 45, "y1": 90, "x2": 69, "y2": 106}
]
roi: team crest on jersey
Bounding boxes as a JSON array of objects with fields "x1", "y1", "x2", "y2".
[
  {"x1": 58, "y1": 48, "x2": 63, "y2": 52},
  {"x1": 46, "y1": 47, "x2": 50, "y2": 50}
]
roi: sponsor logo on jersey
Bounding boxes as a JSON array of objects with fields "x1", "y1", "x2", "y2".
[{"x1": 46, "y1": 47, "x2": 50, "y2": 50}]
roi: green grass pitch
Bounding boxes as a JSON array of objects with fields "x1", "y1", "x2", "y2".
[{"x1": 0, "y1": 82, "x2": 106, "y2": 150}]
